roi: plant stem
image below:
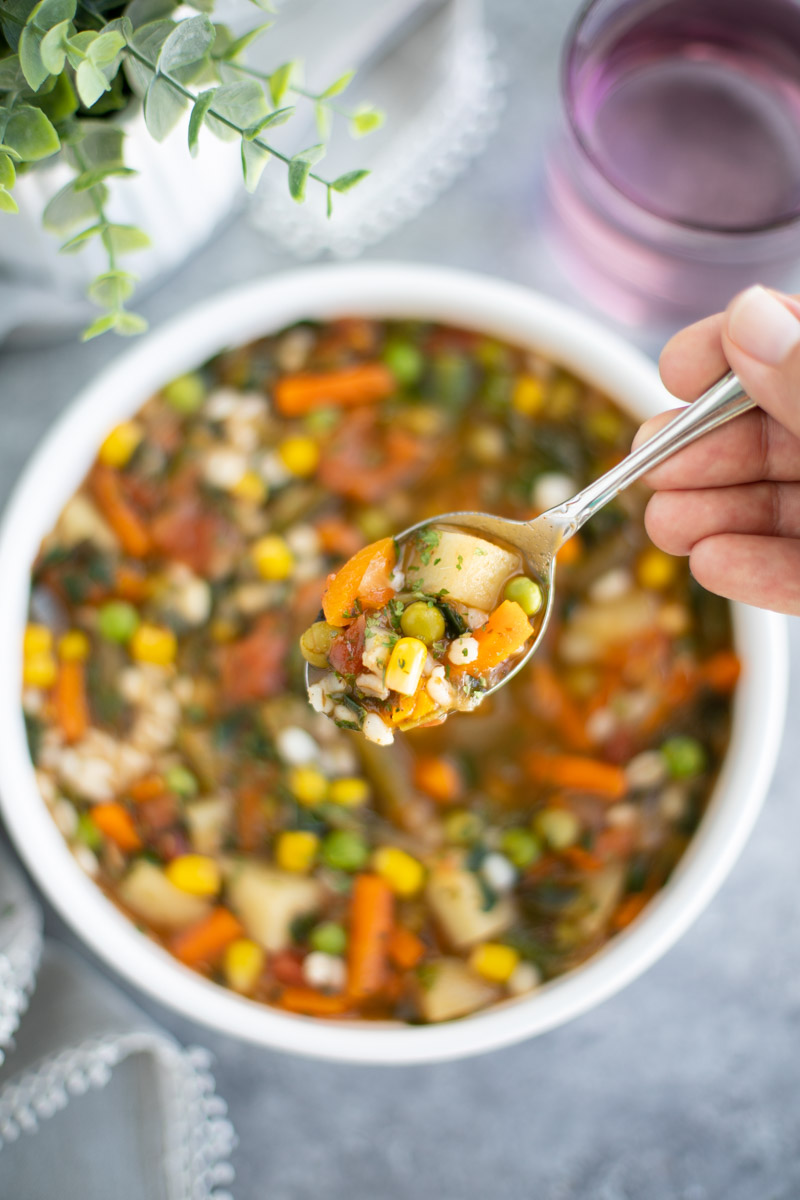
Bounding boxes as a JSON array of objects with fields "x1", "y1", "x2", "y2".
[
  {"x1": 123, "y1": 42, "x2": 333, "y2": 188},
  {"x1": 224, "y1": 61, "x2": 358, "y2": 120},
  {"x1": 72, "y1": 142, "x2": 116, "y2": 272}
]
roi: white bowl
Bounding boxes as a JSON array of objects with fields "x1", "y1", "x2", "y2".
[{"x1": 0, "y1": 263, "x2": 788, "y2": 1064}]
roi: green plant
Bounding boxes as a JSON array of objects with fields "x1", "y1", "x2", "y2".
[{"x1": 0, "y1": 0, "x2": 383, "y2": 338}]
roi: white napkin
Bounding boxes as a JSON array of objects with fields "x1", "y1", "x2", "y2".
[{"x1": 0, "y1": 843, "x2": 43, "y2": 1065}]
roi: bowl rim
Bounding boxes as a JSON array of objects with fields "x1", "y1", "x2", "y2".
[{"x1": 0, "y1": 262, "x2": 788, "y2": 1064}]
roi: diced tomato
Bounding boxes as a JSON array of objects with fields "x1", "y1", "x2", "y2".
[
  {"x1": 271, "y1": 949, "x2": 306, "y2": 987},
  {"x1": 319, "y1": 411, "x2": 432, "y2": 503},
  {"x1": 327, "y1": 614, "x2": 366, "y2": 676},
  {"x1": 152, "y1": 500, "x2": 239, "y2": 578},
  {"x1": 218, "y1": 614, "x2": 288, "y2": 706}
]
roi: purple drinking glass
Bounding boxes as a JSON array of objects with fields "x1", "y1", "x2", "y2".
[{"x1": 545, "y1": 0, "x2": 800, "y2": 325}]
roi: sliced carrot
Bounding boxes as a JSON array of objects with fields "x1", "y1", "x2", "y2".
[
  {"x1": 315, "y1": 516, "x2": 366, "y2": 559},
  {"x1": 556, "y1": 535, "x2": 582, "y2": 567},
  {"x1": 279, "y1": 987, "x2": 352, "y2": 1017},
  {"x1": 612, "y1": 892, "x2": 650, "y2": 931},
  {"x1": 701, "y1": 650, "x2": 741, "y2": 694},
  {"x1": 91, "y1": 802, "x2": 142, "y2": 852},
  {"x1": 347, "y1": 874, "x2": 394, "y2": 1000},
  {"x1": 115, "y1": 563, "x2": 150, "y2": 602},
  {"x1": 170, "y1": 907, "x2": 243, "y2": 966},
  {"x1": 54, "y1": 659, "x2": 89, "y2": 745},
  {"x1": 321, "y1": 537, "x2": 397, "y2": 627},
  {"x1": 529, "y1": 661, "x2": 592, "y2": 752},
  {"x1": 274, "y1": 362, "x2": 395, "y2": 416},
  {"x1": 89, "y1": 465, "x2": 151, "y2": 558},
  {"x1": 465, "y1": 600, "x2": 533, "y2": 677},
  {"x1": 129, "y1": 774, "x2": 166, "y2": 803},
  {"x1": 412, "y1": 756, "x2": 463, "y2": 804},
  {"x1": 387, "y1": 925, "x2": 425, "y2": 970},
  {"x1": 390, "y1": 688, "x2": 438, "y2": 727},
  {"x1": 562, "y1": 845, "x2": 604, "y2": 872},
  {"x1": 525, "y1": 752, "x2": 628, "y2": 800}
]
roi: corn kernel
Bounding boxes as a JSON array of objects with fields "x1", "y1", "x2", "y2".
[
  {"x1": 469, "y1": 942, "x2": 520, "y2": 983},
  {"x1": 23, "y1": 652, "x2": 57, "y2": 689},
  {"x1": 276, "y1": 830, "x2": 320, "y2": 873},
  {"x1": 57, "y1": 630, "x2": 90, "y2": 662},
  {"x1": 328, "y1": 777, "x2": 370, "y2": 808},
  {"x1": 232, "y1": 470, "x2": 267, "y2": 503},
  {"x1": 385, "y1": 637, "x2": 428, "y2": 696},
  {"x1": 24, "y1": 624, "x2": 52, "y2": 657},
  {"x1": 130, "y1": 623, "x2": 178, "y2": 665},
  {"x1": 512, "y1": 375, "x2": 545, "y2": 416},
  {"x1": 223, "y1": 938, "x2": 265, "y2": 993},
  {"x1": 210, "y1": 619, "x2": 238, "y2": 643},
  {"x1": 288, "y1": 766, "x2": 328, "y2": 807},
  {"x1": 278, "y1": 435, "x2": 320, "y2": 477},
  {"x1": 252, "y1": 535, "x2": 294, "y2": 581},
  {"x1": 99, "y1": 421, "x2": 143, "y2": 468},
  {"x1": 637, "y1": 547, "x2": 678, "y2": 591},
  {"x1": 373, "y1": 846, "x2": 425, "y2": 897},
  {"x1": 166, "y1": 854, "x2": 221, "y2": 896}
]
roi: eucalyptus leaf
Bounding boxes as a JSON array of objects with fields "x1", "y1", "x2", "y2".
[
  {"x1": 321, "y1": 69, "x2": 353, "y2": 99},
  {"x1": 187, "y1": 86, "x2": 215, "y2": 155},
  {"x1": 330, "y1": 168, "x2": 368, "y2": 193},
  {"x1": 19, "y1": 26, "x2": 49, "y2": 92},
  {"x1": 35, "y1": 68, "x2": 78, "y2": 119},
  {"x1": 0, "y1": 0, "x2": 38, "y2": 50},
  {"x1": 243, "y1": 104, "x2": 292, "y2": 139},
  {"x1": 106, "y1": 222, "x2": 150, "y2": 253},
  {"x1": 143, "y1": 72, "x2": 186, "y2": 140},
  {"x1": 76, "y1": 57, "x2": 110, "y2": 107},
  {"x1": 0, "y1": 152, "x2": 16, "y2": 188},
  {"x1": 0, "y1": 143, "x2": 22, "y2": 160},
  {"x1": 219, "y1": 21, "x2": 271, "y2": 60},
  {"x1": 184, "y1": 0, "x2": 214, "y2": 13},
  {"x1": 87, "y1": 29, "x2": 124, "y2": 69},
  {"x1": 60, "y1": 221, "x2": 103, "y2": 252},
  {"x1": 124, "y1": 0, "x2": 172, "y2": 31},
  {"x1": 42, "y1": 178, "x2": 98, "y2": 231},
  {"x1": 350, "y1": 105, "x2": 384, "y2": 137},
  {"x1": 268, "y1": 60, "x2": 293, "y2": 106},
  {"x1": 88, "y1": 267, "x2": 136, "y2": 307},
  {"x1": 240, "y1": 136, "x2": 268, "y2": 192},
  {"x1": 113, "y1": 310, "x2": 148, "y2": 335},
  {"x1": 0, "y1": 187, "x2": 18, "y2": 212},
  {"x1": 73, "y1": 163, "x2": 136, "y2": 190},
  {"x1": 245, "y1": 0, "x2": 275, "y2": 10},
  {"x1": 294, "y1": 141, "x2": 324, "y2": 165},
  {"x1": 27, "y1": 0, "x2": 76, "y2": 32},
  {"x1": 81, "y1": 312, "x2": 117, "y2": 340},
  {"x1": 158, "y1": 13, "x2": 213, "y2": 73},
  {"x1": 4, "y1": 104, "x2": 59, "y2": 160},
  {"x1": 287, "y1": 154, "x2": 309, "y2": 202},
  {"x1": 78, "y1": 123, "x2": 124, "y2": 168},
  {"x1": 209, "y1": 78, "x2": 265, "y2": 131},
  {"x1": 314, "y1": 100, "x2": 331, "y2": 138},
  {"x1": 0, "y1": 57, "x2": 25, "y2": 91},
  {"x1": 40, "y1": 19, "x2": 70, "y2": 75}
]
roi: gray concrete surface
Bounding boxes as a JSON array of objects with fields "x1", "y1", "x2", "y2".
[{"x1": 2, "y1": 2, "x2": 800, "y2": 1197}]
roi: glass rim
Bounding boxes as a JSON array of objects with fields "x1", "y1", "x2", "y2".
[{"x1": 561, "y1": 0, "x2": 800, "y2": 237}]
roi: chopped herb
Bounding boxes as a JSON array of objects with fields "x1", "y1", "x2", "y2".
[
  {"x1": 433, "y1": 557, "x2": 442, "y2": 565},
  {"x1": 437, "y1": 588, "x2": 450, "y2": 596},
  {"x1": 474, "y1": 548, "x2": 487, "y2": 556},
  {"x1": 456, "y1": 555, "x2": 463, "y2": 571},
  {"x1": 414, "y1": 527, "x2": 441, "y2": 566}
]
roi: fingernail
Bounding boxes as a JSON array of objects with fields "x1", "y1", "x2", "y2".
[{"x1": 727, "y1": 286, "x2": 800, "y2": 365}]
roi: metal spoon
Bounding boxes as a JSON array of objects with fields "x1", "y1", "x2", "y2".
[{"x1": 374, "y1": 370, "x2": 752, "y2": 699}]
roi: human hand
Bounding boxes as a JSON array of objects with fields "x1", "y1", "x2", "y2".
[{"x1": 634, "y1": 286, "x2": 800, "y2": 616}]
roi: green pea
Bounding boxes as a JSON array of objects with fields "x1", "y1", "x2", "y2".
[
  {"x1": 383, "y1": 340, "x2": 424, "y2": 387},
  {"x1": 98, "y1": 601, "x2": 140, "y2": 644},
  {"x1": 500, "y1": 828, "x2": 542, "y2": 868},
  {"x1": 400, "y1": 601, "x2": 446, "y2": 646},
  {"x1": 443, "y1": 809, "x2": 484, "y2": 846},
  {"x1": 165, "y1": 765, "x2": 199, "y2": 798},
  {"x1": 321, "y1": 830, "x2": 369, "y2": 872},
  {"x1": 661, "y1": 736, "x2": 707, "y2": 780},
  {"x1": 310, "y1": 921, "x2": 348, "y2": 956},
  {"x1": 504, "y1": 576, "x2": 544, "y2": 616},
  {"x1": 76, "y1": 811, "x2": 102, "y2": 850},
  {"x1": 533, "y1": 808, "x2": 580, "y2": 851},
  {"x1": 162, "y1": 373, "x2": 205, "y2": 414},
  {"x1": 299, "y1": 621, "x2": 338, "y2": 669}
]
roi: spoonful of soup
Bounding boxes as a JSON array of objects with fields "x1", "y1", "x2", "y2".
[{"x1": 301, "y1": 370, "x2": 752, "y2": 744}]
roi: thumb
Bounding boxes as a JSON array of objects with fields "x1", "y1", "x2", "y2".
[{"x1": 722, "y1": 286, "x2": 800, "y2": 440}]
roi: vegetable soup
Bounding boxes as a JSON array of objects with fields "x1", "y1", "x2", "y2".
[{"x1": 22, "y1": 318, "x2": 739, "y2": 1023}]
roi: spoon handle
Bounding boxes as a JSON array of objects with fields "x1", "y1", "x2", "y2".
[{"x1": 549, "y1": 370, "x2": 753, "y2": 539}]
